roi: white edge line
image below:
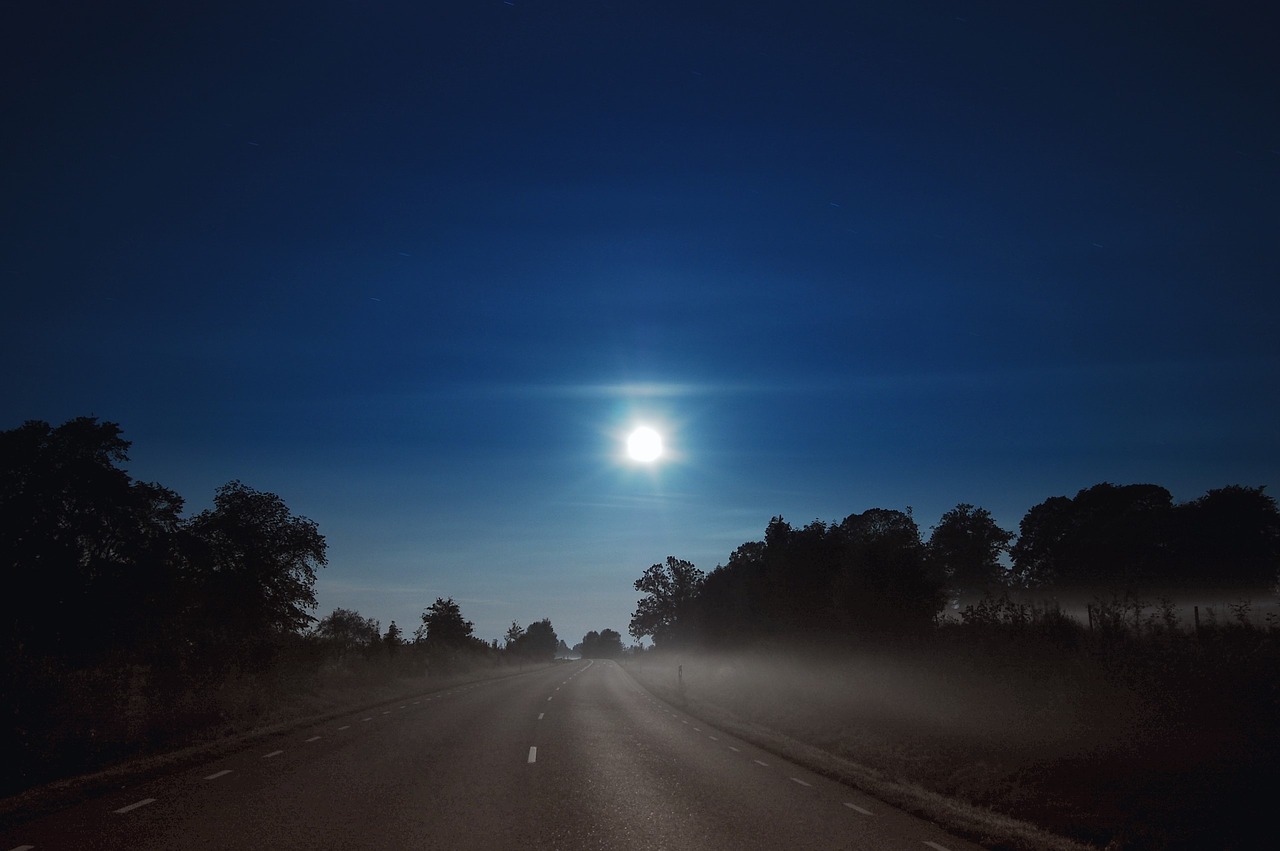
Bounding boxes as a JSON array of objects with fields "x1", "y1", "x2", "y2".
[
  {"x1": 114, "y1": 797, "x2": 156, "y2": 814},
  {"x1": 844, "y1": 802, "x2": 874, "y2": 816}
]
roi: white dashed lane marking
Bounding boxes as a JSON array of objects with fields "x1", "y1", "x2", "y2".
[
  {"x1": 204, "y1": 770, "x2": 232, "y2": 780},
  {"x1": 844, "y1": 802, "x2": 874, "y2": 816},
  {"x1": 790, "y1": 777, "x2": 812, "y2": 787},
  {"x1": 305, "y1": 736, "x2": 321, "y2": 742},
  {"x1": 923, "y1": 843, "x2": 953, "y2": 851},
  {"x1": 527, "y1": 747, "x2": 537, "y2": 764},
  {"x1": 753, "y1": 759, "x2": 769, "y2": 767},
  {"x1": 263, "y1": 750, "x2": 283, "y2": 759},
  {"x1": 8, "y1": 844, "x2": 36, "y2": 850},
  {"x1": 338, "y1": 725, "x2": 350, "y2": 730},
  {"x1": 114, "y1": 798, "x2": 156, "y2": 814}
]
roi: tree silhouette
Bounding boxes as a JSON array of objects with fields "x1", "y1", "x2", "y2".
[
  {"x1": 1011, "y1": 483, "x2": 1173, "y2": 592},
  {"x1": 415, "y1": 597, "x2": 474, "y2": 647},
  {"x1": 927, "y1": 504, "x2": 1015, "y2": 600},
  {"x1": 693, "y1": 542, "x2": 765, "y2": 646},
  {"x1": 1008, "y1": 495, "x2": 1074, "y2": 589},
  {"x1": 581, "y1": 628, "x2": 624, "y2": 658},
  {"x1": 314, "y1": 608, "x2": 381, "y2": 655},
  {"x1": 184, "y1": 480, "x2": 327, "y2": 662},
  {"x1": 0, "y1": 417, "x2": 186, "y2": 665},
  {"x1": 383, "y1": 621, "x2": 403, "y2": 654},
  {"x1": 630, "y1": 556, "x2": 704, "y2": 647},
  {"x1": 521, "y1": 618, "x2": 558, "y2": 661},
  {"x1": 1171, "y1": 485, "x2": 1280, "y2": 593},
  {"x1": 688, "y1": 510, "x2": 951, "y2": 643},
  {"x1": 832, "y1": 508, "x2": 946, "y2": 633}
]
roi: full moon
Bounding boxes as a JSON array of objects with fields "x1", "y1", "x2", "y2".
[{"x1": 626, "y1": 426, "x2": 663, "y2": 462}]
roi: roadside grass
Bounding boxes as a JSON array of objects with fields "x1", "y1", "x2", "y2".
[{"x1": 623, "y1": 609, "x2": 1279, "y2": 851}]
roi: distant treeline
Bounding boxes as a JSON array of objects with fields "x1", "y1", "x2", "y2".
[
  {"x1": 630, "y1": 484, "x2": 1280, "y2": 647},
  {"x1": 0, "y1": 417, "x2": 568, "y2": 795}
]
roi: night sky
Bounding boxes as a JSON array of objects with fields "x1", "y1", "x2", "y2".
[{"x1": 4, "y1": 1, "x2": 1277, "y2": 645}]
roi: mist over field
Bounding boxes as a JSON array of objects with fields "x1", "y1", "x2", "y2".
[{"x1": 627, "y1": 620, "x2": 1278, "y2": 851}]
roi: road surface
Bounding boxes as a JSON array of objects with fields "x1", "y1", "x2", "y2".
[{"x1": 1, "y1": 659, "x2": 987, "y2": 850}]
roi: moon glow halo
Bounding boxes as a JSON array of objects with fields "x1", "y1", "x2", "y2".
[{"x1": 626, "y1": 426, "x2": 663, "y2": 462}]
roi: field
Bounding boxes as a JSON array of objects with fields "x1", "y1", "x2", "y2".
[{"x1": 625, "y1": 604, "x2": 1279, "y2": 851}]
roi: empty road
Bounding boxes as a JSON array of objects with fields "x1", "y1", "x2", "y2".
[{"x1": 2, "y1": 660, "x2": 985, "y2": 850}]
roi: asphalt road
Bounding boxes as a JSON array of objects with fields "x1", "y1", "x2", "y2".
[{"x1": 2, "y1": 660, "x2": 987, "y2": 850}]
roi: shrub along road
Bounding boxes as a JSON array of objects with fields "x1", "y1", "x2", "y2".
[{"x1": 0, "y1": 660, "x2": 985, "y2": 850}]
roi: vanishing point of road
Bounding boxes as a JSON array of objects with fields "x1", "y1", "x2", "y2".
[{"x1": 2, "y1": 660, "x2": 986, "y2": 850}]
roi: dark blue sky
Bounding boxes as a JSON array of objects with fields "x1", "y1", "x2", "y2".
[{"x1": 4, "y1": 1, "x2": 1277, "y2": 644}]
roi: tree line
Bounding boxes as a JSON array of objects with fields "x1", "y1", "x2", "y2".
[
  {"x1": 630, "y1": 483, "x2": 1280, "y2": 647},
  {"x1": 3, "y1": 417, "x2": 329, "y2": 678}
]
